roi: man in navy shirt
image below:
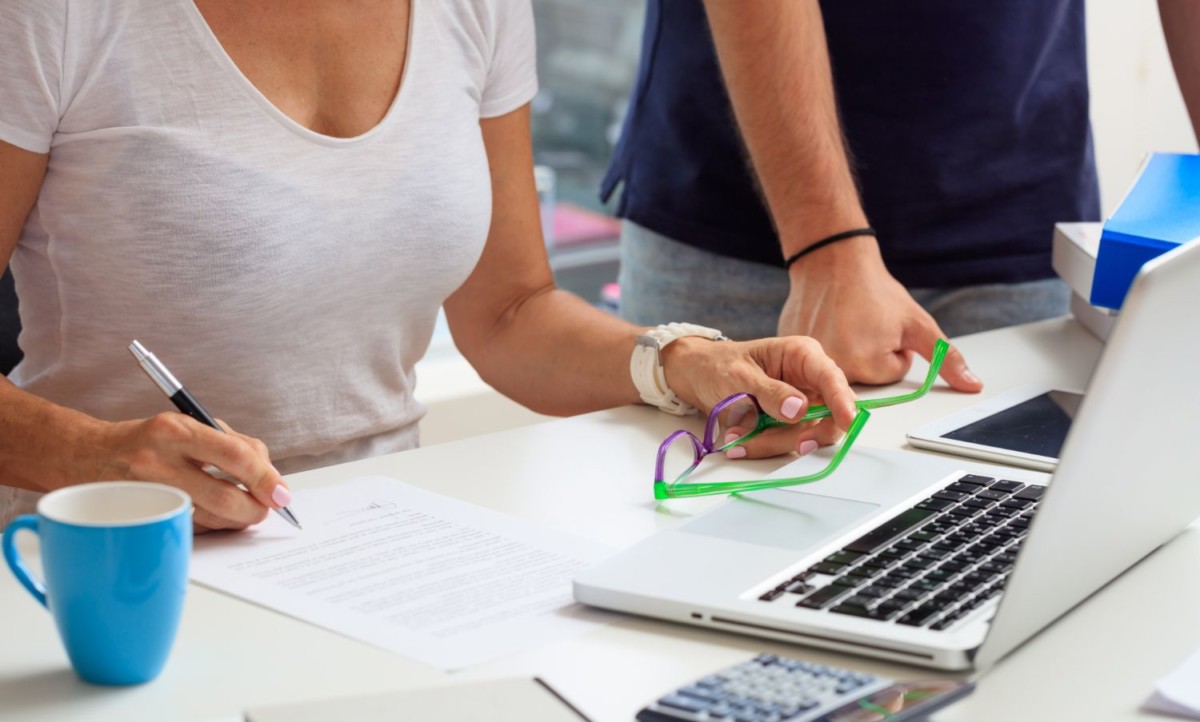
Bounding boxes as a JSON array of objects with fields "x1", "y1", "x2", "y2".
[{"x1": 604, "y1": 1, "x2": 1200, "y2": 406}]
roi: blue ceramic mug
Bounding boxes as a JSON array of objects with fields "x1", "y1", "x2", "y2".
[{"x1": 2, "y1": 482, "x2": 191, "y2": 685}]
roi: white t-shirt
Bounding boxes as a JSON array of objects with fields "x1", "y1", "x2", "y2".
[{"x1": 0, "y1": 0, "x2": 537, "y2": 497}]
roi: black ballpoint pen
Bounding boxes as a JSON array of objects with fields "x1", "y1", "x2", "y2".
[{"x1": 128, "y1": 340, "x2": 302, "y2": 530}]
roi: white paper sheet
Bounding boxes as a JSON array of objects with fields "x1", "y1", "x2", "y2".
[
  {"x1": 191, "y1": 476, "x2": 614, "y2": 670},
  {"x1": 1145, "y1": 647, "x2": 1200, "y2": 719}
]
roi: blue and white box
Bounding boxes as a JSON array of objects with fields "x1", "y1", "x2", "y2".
[{"x1": 1092, "y1": 152, "x2": 1200, "y2": 310}]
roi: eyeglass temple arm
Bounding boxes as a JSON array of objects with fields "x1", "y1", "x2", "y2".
[{"x1": 765, "y1": 339, "x2": 949, "y2": 425}]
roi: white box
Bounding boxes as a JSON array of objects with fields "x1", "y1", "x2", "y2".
[
  {"x1": 1052, "y1": 222, "x2": 1102, "y2": 298},
  {"x1": 1069, "y1": 291, "x2": 1119, "y2": 341},
  {"x1": 1053, "y1": 222, "x2": 1118, "y2": 341}
]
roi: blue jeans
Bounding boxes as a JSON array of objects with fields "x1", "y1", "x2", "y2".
[{"x1": 617, "y1": 220, "x2": 1069, "y2": 340}]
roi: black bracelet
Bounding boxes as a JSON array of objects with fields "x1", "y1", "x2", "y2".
[{"x1": 783, "y1": 227, "x2": 876, "y2": 269}]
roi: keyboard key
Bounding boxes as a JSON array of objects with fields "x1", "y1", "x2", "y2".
[
  {"x1": 963, "y1": 498, "x2": 996, "y2": 510},
  {"x1": 917, "y1": 498, "x2": 956, "y2": 512},
  {"x1": 809, "y1": 562, "x2": 847, "y2": 575},
  {"x1": 1013, "y1": 485, "x2": 1046, "y2": 501},
  {"x1": 933, "y1": 490, "x2": 970, "y2": 503},
  {"x1": 977, "y1": 489, "x2": 1008, "y2": 502},
  {"x1": 798, "y1": 584, "x2": 850, "y2": 609},
  {"x1": 846, "y1": 566, "x2": 878, "y2": 580},
  {"x1": 758, "y1": 588, "x2": 785, "y2": 602},
  {"x1": 858, "y1": 585, "x2": 891, "y2": 599},
  {"x1": 861, "y1": 557, "x2": 896, "y2": 572},
  {"x1": 931, "y1": 613, "x2": 962, "y2": 631},
  {"x1": 1001, "y1": 498, "x2": 1033, "y2": 510},
  {"x1": 991, "y1": 480, "x2": 1025, "y2": 493},
  {"x1": 897, "y1": 604, "x2": 942, "y2": 626},
  {"x1": 825, "y1": 550, "x2": 866, "y2": 566},
  {"x1": 946, "y1": 481, "x2": 982, "y2": 495},
  {"x1": 958, "y1": 474, "x2": 995, "y2": 486},
  {"x1": 843, "y1": 508, "x2": 937, "y2": 554},
  {"x1": 874, "y1": 575, "x2": 907, "y2": 589},
  {"x1": 830, "y1": 601, "x2": 875, "y2": 618},
  {"x1": 902, "y1": 556, "x2": 938, "y2": 571},
  {"x1": 910, "y1": 578, "x2": 942, "y2": 593},
  {"x1": 875, "y1": 601, "x2": 909, "y2": 619}
]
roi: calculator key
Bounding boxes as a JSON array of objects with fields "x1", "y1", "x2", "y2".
[{"x1": 658, "y1": 693, "x2": 711, "y2": 713}]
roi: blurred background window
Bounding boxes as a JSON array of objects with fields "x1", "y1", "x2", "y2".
[{"x1": 530, "y1": 0, "x2": 643, "y2": 215}]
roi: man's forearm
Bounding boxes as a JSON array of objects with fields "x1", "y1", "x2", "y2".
[
  {"x1": 1160, "y1": 0, "x2": 1200, "y2": 146},
  {"x1": 702, "y1": 0, "x2": 867, "y2": 257}
]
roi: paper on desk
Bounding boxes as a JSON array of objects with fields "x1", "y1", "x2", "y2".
[
  {"x1": 1145, "y1": 647, "x2": 1200, "y2": 719},
  {"x1": 191, "y1": 476, "x2": 614, "y2": 670}
]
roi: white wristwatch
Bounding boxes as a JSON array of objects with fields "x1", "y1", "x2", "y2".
[{"x1": 631, "y1": 322, "x2": 728, "y2": 415}]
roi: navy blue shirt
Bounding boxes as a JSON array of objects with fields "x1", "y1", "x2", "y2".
[{"x1": 601, "y1": 0, "x2": 1101, "y2": 288}]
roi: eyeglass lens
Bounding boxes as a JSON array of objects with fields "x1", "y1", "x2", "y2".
[
  {"x1": 662, "y1": 434, "x2": 703, "y2": 488},
  {"x1": 712, "y1": 395, "x2": 762, "y2": 451}
]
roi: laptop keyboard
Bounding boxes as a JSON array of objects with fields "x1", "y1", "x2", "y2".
[{"x1": 756, "y1": 474, "x2": 1045, "y2": 632}]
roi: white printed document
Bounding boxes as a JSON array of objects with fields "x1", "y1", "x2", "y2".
[
  {"x1": 191, "y1": 476, "x2": 613, "y2": 670},
  {"x1": 1146, "y1": 647, "x2": 1200, "y2": 719}
]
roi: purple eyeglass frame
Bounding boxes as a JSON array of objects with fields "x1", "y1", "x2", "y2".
[{"x1": 653, "y1": 392, "x2": 781, "y2": 484}]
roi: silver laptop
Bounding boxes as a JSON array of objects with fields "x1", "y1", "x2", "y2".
[{"x1": 575, "y1": 239, "x2": 1200, "y2": 671}]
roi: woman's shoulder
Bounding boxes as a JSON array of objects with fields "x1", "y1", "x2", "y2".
[{"x1": 431, "y1": 0, "x2": 533, "y2": 41}]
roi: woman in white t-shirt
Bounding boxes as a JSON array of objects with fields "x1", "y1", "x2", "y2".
[{"x1": 0, "y1": 0, "x2": 859, "y2": 531}]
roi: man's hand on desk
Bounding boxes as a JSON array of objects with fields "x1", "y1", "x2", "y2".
[
  {"x1": 660, "y1": 333, "x2": 858, "y2": 459},
  {"x1": 780, "y1": 234, "x2": 983, "y2": 393}
]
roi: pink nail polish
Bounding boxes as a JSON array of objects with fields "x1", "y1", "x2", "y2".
[
  {"x1": 724, "y1": 431, "x2": 740, "y2": 445},
  {"x1": 271, "y1": 485, "x2": 293, "y2": 508},
  {"x1": 781, "y1": 396, "x2": 806, "y2": 420},
  {"x1": 798, "y1": 440, "x2": 819, "y2": 456},
  {"x1": 726, "y1": 446, "x2": 747, "y2": 460}
]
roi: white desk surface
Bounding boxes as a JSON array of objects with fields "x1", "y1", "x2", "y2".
[{"x1": 2, "y1": 317, "x2": 1197, "y2": 721}]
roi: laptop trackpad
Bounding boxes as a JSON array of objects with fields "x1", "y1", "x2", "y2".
[{"x1": 682, "y1": 490, "x2": 879, "y2": 552}]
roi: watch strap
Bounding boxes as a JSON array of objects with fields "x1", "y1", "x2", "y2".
[{"x1": 631, "y1": 322, "x2": 727, "y2": 415}]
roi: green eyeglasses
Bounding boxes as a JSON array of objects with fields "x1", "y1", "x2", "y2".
[{"x1": 653, "y1": 339, "x2": 950, "y2": 500}]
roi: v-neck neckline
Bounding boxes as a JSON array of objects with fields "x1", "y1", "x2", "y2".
[{"x1": 182, "y1": 0, "x2": 419, "y2": 147}]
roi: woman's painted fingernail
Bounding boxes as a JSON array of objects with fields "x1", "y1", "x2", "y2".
[
  {"x1": 798, "y1": 440, "x2": 819, "y2": 456},
  {"x1": 271, "y1": 485, "x2": 293, "y2": 508},
  {"x1": 726, "y1": 446, "x2": 747, "y2": 460},
  {"x1": 781, "y1": 396, "x2": 806, "y2": 420},
  {"x1": 963, "y1": 368, "x2": 980, "y2": 384},
  {"x1": 724, "y1": 431, "x2": 740, "y2": 445}
]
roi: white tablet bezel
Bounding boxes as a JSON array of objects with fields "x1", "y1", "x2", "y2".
[{"x1": 905, "y1": 384, "x2": 1084, "y2": 472}]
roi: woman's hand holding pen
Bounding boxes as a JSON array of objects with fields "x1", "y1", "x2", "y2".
[{"x1": 94, "y1": 413, "x2": 291, "y2": 533}]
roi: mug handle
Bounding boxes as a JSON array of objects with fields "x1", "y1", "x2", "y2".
[{"x1": 2, "y1": 515, "x2": 48, "y2": 608}]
